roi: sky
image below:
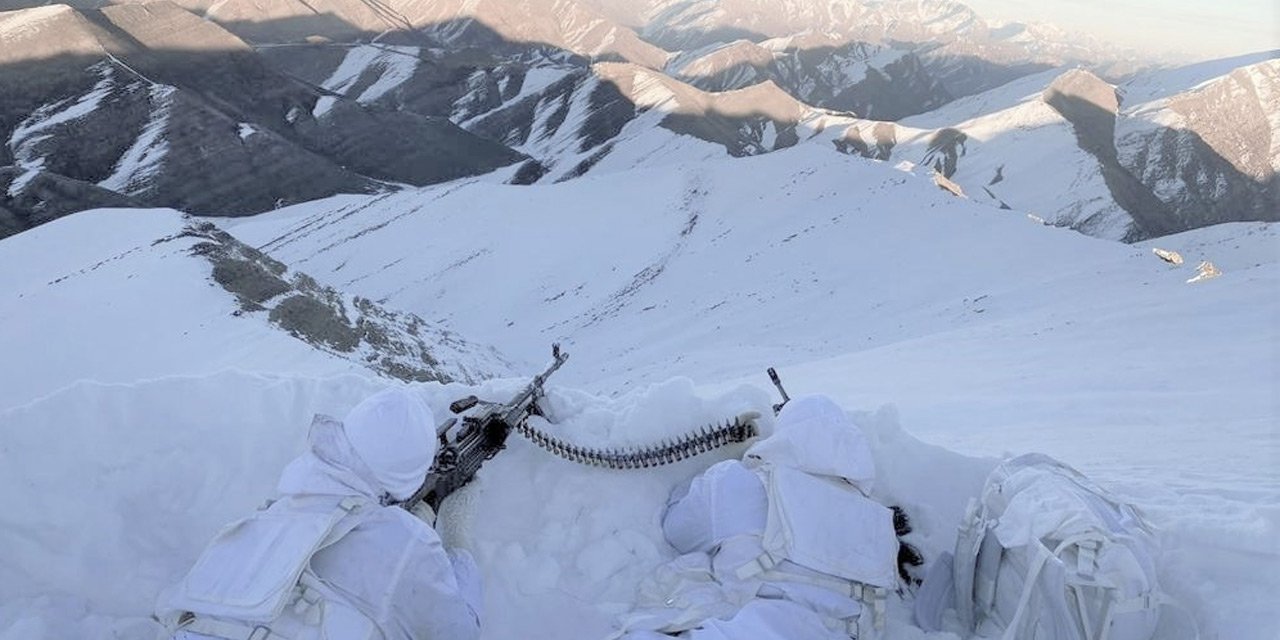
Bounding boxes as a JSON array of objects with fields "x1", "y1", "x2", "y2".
[{"x1": 962, "y1": 0, "x2": 1277, "y2": 60}]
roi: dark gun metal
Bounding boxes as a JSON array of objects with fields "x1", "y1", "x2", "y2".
[
  {"x1": 768, "y1": 367, "x2": 790, "y2": 415},
  {"x1": 403, "y1": 344, "x2": 569, "y2": 512},
  {"x1": 405, "y1": 345, "x2": 766, "y2": 512},
  {"x1": 515, "y1": 417, "x2": 757, "y2": 470}
]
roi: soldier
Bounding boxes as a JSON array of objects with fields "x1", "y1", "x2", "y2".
[
  {"x1": 615, "y1": 395, "x2": 906, "y2": 640},
  {"x1": 157, "y1": 388, "x2": 483, "y2": 640}
]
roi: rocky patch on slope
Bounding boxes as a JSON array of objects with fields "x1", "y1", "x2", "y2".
[{"x1": 177, "y1": 221, "x2": 507, "y2": 384}]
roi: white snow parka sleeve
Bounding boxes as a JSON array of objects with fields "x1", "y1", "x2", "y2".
[{"x1": 661, "y1": 460, "x2": 768, "y2": 555}]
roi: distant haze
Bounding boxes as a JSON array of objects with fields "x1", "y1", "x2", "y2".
[{"x1": 963, "y1": 0, "x2": 1277, "y2": 60}]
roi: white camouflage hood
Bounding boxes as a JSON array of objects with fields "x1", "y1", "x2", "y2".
[
  {"x1": 743, "y1": 395, "x2": 876, "y2": 493},
  {"x1": 277, "y1": 388, "x2": 437, "y2": 502}
]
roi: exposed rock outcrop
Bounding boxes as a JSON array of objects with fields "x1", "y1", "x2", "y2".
[
  {"x1": 180, "y1": 221, "x2": 507, "y2": 384},
  {"x1": 1117, "y1": 58, "x2": 1280, "y2": 233}
]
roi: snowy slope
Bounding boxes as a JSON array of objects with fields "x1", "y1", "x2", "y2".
[
  {"x1": 864, "y1": 57, "x2": 1279, "y2": 240},
  {"x1": 0, "y1": 209, "x2": 355, "y2": 409},
  {"x1": 893, "y1": 91, "x2": 1130, "y2": 237},
  {"x1": 1118, "y1": 51, "x2": 1279, "y2": 108},
  {"x1": 226, "y1": 146, "x2": 1130, "y2": 383},
  {"x1": 224, "y1": 145, "x2": 1279, "y2": 638},
  {"x1": 0, "y1": 208, "x2": 506, "y2": 411},
  {"x1": 1114, "y1": 55, "x2": 1280, "y2": 230},
  {"x1": 1, "y1": 146, "x2": 1276, "y2": 640}
]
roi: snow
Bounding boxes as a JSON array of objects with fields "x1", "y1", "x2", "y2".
[
  {"x1": 1119, "y1": 51, "x2": 1279, "y2": 110},
  {"x1": 627, "y1": 68, "x2": 683, "y2": 112},
  {"x1": 98, "y1": 85, "x2": 175, "y2": 195},
  {"x1": 486, "y1": 71, "x2": 703, "y2": 183},
  {"x1": 7, "y1": 65, "x2": 115, "y2": 196},
  {"x1": 2, "y1": 145, "x2": 1278, "y2": 639},
  {"x1": 0, "y1": 209, "x2": 374, "y2": 410},
  {"x1": 899, "y1": 68, "x2": 1066, "y2": 129},
  {"x1": 5, "y1": 167, "x2": 40, "y2": 197},
  {"x1": 0, "y1": 367, "x2": 987, "y2": 640},
  {"x1": 313, "y1": 45, "x2": 419, "y2": 118},
  {"x1": 357, "y1": 46, "x2": 419, "y2": 104},
  {"x1": 513, "y1": 66, "x2": 572, "y2": 104},
  {"x1": 0, "y1": 372, "x2": 391, "y2": 638},
  {"x1": 8, "y1": 70, "x2": 113, "y2": 149},
  {"x1": 895, "y1": 98, "x2": 1131, "y2": 238},
  {"x1": 835, "y1": 46, "x2": 909, "y2": 87},
  {"x1": 577, "y1": 107, "x2": 725, "y2": 177}
]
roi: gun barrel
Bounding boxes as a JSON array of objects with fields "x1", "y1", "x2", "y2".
[
  {"x1": 768, "y1": 367, "x2": 789, "y2": 401},
  {"x1": 502, "y1": 346, "x2": 568, "y2": 424}
]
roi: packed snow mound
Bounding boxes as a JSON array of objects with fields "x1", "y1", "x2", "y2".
[
  {"x1": 0, "y1": 208, "x2": 507, "y2": 411},
  {"x1": 0, "y1": 368, "x2": 991, "y2": 640}
]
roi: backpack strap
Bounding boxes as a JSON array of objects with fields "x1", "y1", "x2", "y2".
[
  {"x1": 952, "y1": 498, "x2": 985, "y2": 633},
  {"x1": 179, "y1": 616, "x2": 294, "y2": 640},
  {"x1": 996, "y1": 541, "x2": 1054, "y2": 640},
  {"x1": 752, "y1": 563, "x2": 888, "y2": 638},
  {"x1": 998, "y1": 533, "x2": 1118, "y2": 640}
]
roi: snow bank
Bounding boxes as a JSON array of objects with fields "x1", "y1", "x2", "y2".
[
  {"x1": 0, "y1": 367, "x2": 988, "y2": 639},
  {"x1": 0, "y1": 372, "x2": 387, "y2": 638}
]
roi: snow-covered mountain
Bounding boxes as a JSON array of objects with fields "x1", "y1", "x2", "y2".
[
  {"x1": 594, "y1": 0, "x2": 1146, "y2": 93},
  {"x1": 666, "y1": 34, "x2": 951, "y2": 120},
  {"x1": 1116, "y1": 53, "x2": 1280, "y2": 233},
  {"x1": 3, "y1": 144, "x2": 1277, "y2": 639},
  {"x1": 252, "y1": 39, "x2": 1278, "y2": 240},
  {"x1": 3, "y1": 0, "x2": 1274, "y2": 241},
  {"x1": 0, "y1": 3, "x2": 523, "y2": 235},
  {"x1": 834, "y1": 54, "x2": 1280, "y2": 240}
]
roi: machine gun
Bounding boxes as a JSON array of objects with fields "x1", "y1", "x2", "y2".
[
  {"x1": 404, "y1": 344, "x2": 569, "y2": 513},
  {"x1": 404, "y1": 345, "x2": 765, "y2": 513}
]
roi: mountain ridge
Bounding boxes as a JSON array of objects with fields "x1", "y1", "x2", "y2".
[{"x1": 1, "y1": 0, "x2": 1275, "y2": 241}]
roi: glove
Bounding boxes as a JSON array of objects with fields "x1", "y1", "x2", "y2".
[
  {"x1": 447, "y1": 548, "x2": 484, "y2": 621},
  {"x1": 409, "y1": 501, "x2": 436, "y2": 527}
]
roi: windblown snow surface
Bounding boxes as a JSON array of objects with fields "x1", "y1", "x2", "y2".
[{"x1": 1, "y1": 146, "x2": 1276, "y2": 639}]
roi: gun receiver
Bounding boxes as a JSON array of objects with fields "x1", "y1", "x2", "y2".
[{"x1": 405, "y1": 344, "x2": 569, "y2": 512}]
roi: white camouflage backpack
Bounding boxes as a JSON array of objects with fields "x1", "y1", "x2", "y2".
[
  {"x1": 156, "y1": 494, "x2": 379, "y2": 640},
  {"x1": 950, "y1": 454, "x2": 1194, "y2": 640}
]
